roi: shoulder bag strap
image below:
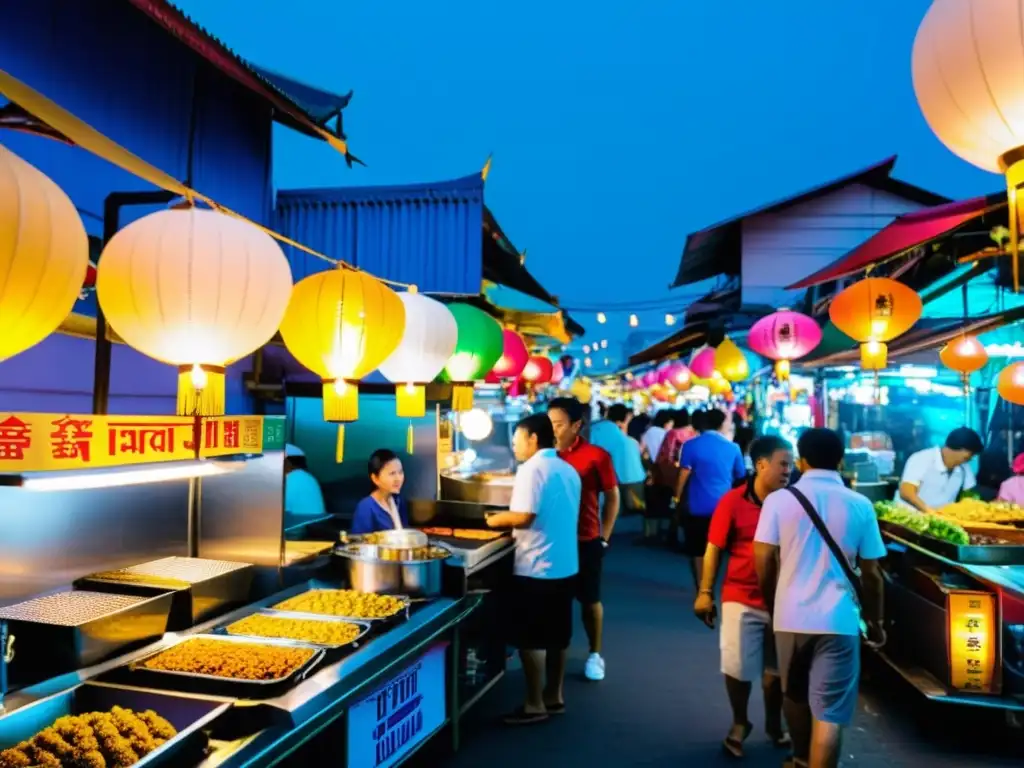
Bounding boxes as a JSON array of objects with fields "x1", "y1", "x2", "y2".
[{"x1": 785, "y1": 486, "x2": 863, "y2": 606}]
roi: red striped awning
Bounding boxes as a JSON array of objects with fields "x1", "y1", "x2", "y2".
[{"x1": 786, "y1": 194, "x2": 1004, "y2": 290}]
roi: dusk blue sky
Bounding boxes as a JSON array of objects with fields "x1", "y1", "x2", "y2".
[{"x1": 178, "y1": 0, "x2": 1000, "y2": 366}]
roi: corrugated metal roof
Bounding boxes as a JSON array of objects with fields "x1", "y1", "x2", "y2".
[{"x1": 275, "y1": 173, "x2": 486, "y2": 294}]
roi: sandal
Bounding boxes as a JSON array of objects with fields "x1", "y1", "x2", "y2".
[
  {"x1": 544, "y1": 701, "x2": 566, "y2": 714},
  {"x1": 722, "y1": 721, "x2": 753, "y2": 758},
  {"x1": 502, "y1": 707, "x2": 549, "y2": 726}
]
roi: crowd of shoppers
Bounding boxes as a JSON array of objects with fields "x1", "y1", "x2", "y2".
[{"x1": 489, "y1": 395, "x2": 980, "y2": 768}]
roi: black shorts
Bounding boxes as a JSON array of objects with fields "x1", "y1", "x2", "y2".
[
  {"x1": 505, "y1": 575, "x2": 575, "y2": 651},
  {"x1": 576, "y1": 538, "x2": 606, "y2": 605},
  {"x1": 682, "y1": 513, "x2": 712, "y2": 557}
]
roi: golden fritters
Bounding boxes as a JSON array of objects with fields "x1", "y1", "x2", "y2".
[
  {"x1": 226, "y1": 614, "x2": 362, "y2": 645},
  {"x1": 0, "y1": 706, "x2": 176, "y2": 768},
  {"x1": 142, "y1": 638, "x2": 314, "y2": 681},
  {"x1": 273, "y1": 589, "x2": 406, "y2": 619}
]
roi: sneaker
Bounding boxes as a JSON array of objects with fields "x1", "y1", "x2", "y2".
[{"x1": 584, "y1": 652, "x2": 605, "y2": 681}]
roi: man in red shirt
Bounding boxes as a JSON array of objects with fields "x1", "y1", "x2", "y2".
[
  {"x1": 693, "y1": 435, "x2": 794, "y2": 758},
  {"x1": 548, "y1": 397, "x2": 620, "y2": 682}
]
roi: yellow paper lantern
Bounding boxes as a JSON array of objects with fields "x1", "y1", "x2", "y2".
[
  {"x1": 570, "y1": 377, "x2": 592, "y2": 403},
  {"x1": 98, "y1": 206, "x2": 292, "y2": 416},
  {"x1": 774, "y1": 359, "x2": 791, "y2": 381},
  {"x1": 280, "y1": 268, "x2": 405, "y2": 460},
  {"x1": 713, "y1": 337, "x2": 749, "y2": 382},
  {"x1": 0, "y1": 144, "x2": 89, "y2": 362}
]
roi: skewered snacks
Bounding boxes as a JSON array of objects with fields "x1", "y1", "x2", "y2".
[
  {"x1": 273, "y1": 589, "x2": 406, "y2": 619},
  {"x1": 0, "y1": 706, "x2": 176, "y2": 768},
  {"x1": 141, "y1": 638, "x2": 314, "y2": 680},
  {"x1": 226, "y1": 614, "x2": 362, "y2": 645}
]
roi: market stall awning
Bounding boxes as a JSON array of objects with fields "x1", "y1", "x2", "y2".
[
  {"x1": 798, "y1": 308, "x2": 1024, "y2": 369},
  {"x1": 482, "y1": 207, "x2": 561, "y2": 307},
  {"x1": 671, "y1": 156, "x2": 948, "y2": 288},
  {"x1": 787, "y1": 193, "x2": 1006, "y2": 290},
  {"x1": 627, "y1": 323, "x2": 712, "y2": 366}
]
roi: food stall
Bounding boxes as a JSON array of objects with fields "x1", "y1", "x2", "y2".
[{"x1": 0, "y1": 409, "x2": 508, "y2": 767}]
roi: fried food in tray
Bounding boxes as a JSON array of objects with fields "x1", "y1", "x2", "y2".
[
  {"x1": 938, "y1": 499, "x2": 1024, "y2": 524},
  {"x1": 141, "y1": 637, "x2": 314, "y2": 681},
  {"x1": 0, "y1": 705, "x2": 176, "y2": 768},
  {"x1": 272, "y1": 589, "x2": 406, "y2": 619},
  {"x1": 420, "y1": 527, "x2": 501, "y2": 541},
  {"x1": 420, "y1": 527, "x2": 453, "y2": 537},
  {"x1": 225, "y1": 614, "x2": 363, "y2": 646}
]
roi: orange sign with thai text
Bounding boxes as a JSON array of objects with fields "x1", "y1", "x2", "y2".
[
  {"x1": 0, "y1": 413, "x2": 265, "y2": 472},
  {"x1": 947, "y1": 591, "x2": 999, "y2": 694}
]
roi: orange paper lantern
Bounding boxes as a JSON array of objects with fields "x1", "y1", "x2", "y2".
[
  {"x1": 998, "y1": 362, "x2": 1024, "y2": 405},
  {"x1": 939, "y1": 334, "x2": 989, "y2": 375},
  {"x1": 829, "y1": 278, "x2": 922, "y2": 342}
]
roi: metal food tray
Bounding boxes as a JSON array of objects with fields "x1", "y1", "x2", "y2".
[
  {"x1": 215, "y1": 609, "x2": 373, "y2": 650},
  {"x1": 0, "y1": 590, "x2": 173, "y2": 688},
  {"x1": 115, "y1": 634, "x2": 325, "y2": 700},
  {"x1": 880, "y1": 521, "x2": 1024, "y2": 566},
  {"x1": 76, "y1": 556, "x2": 254, "y2": 630},
  {"x1": 266, "y1": 586, "x2": 411, "y2": 624},
  {"x1": 0, "y1": 682, "x2": 229, "y2": 768}
]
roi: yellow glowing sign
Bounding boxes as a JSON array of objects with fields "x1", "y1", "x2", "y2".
[
  {"x1": 0, "y1": 413, "x2": 264, "y2": 472},
  {"x1": 947, "y1": 591, "x2": 998, "y2": 694}
]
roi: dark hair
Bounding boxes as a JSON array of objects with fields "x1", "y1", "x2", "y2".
[
  {"x1": 548, "y1": 396, "x2": 585, "y2": 424},
  {"x1": 368, "y1": 449, "x2": 400, "y2": 478},
  {"x1": 750, "y1": 435, "x2": 791, "y2": 465},
  {"x1": 673, "y1": 409, "x2": 690, "y2": 428},
  {"x1": 797, "y1": 428, "x2": 845, "y2": 470},
  {"x1": 607, "y1": 403, "x2": 631, "y2": 424},
  {"x1": 597, "y1": 402, "x2": 608, "y2": 418},
  {"x1": 734, "y1": 425, "x2": 755, "y2": 455},
  {"x1": 653, "y1": 410, "x2": 675, "y2": 428},
  {"x1": 691, "y1": 409, "x2": 708, "y2": 432},
  {"x1": 946, "y1": 427, "x2": 984, "y2": 455},
  {"x1": 703, "y1": 409, "x2": 727, "y2": 433},
  {"x1": 628, "y1": 413, "x2": 651, "y2": 441},
  {"x1": 286, "y1": 454, "x2": 309, "y2": 472},
  {"x1": 517, "y1": 413, "x2": 555, "y2": 449}
]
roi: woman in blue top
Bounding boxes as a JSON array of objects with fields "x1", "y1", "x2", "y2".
[{"x1": 351, "y1": 449, "x2": 410, "y2": 534}]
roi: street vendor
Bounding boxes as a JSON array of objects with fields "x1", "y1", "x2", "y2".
[
  {"x1": 896, "y1": 427, "x2": 983, "y2": 514},
  {"x1": 284, "y1": 444, "x2": 327, "y2": 518},
  {"x1": 351, "y1": 449, "x2": 410, "y2": 533}
]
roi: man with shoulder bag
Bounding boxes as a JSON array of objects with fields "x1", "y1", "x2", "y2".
[{"x1": 753, "y1": 428, "x2": 887, "y2": 768}]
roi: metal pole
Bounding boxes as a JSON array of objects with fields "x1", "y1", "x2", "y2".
[{"x1": 92, "y1": 190, "x2": 177, "y2": 415}]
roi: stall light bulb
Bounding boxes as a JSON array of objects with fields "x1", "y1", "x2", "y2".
[
  {"x1": 604, "y1": 357, "x2": 610, "y2": 365},
  {"x1": 665, "y1": 314, "x2": 676, "y2": 326},
  {"x1": 460, "y1": 408, "x2": 493, "y2": 441},
  {"x1": 190, "y1": 363, "x2": 208, "y2": 390},
  {"x1": 601, "y1": 340, "x2": 608, "y2": 349},
  {"x1": 597, "y1": 312, "x2": 607, "y2": 324},
  {"x1": 629, "y1": 314, "x2": 639, "y2": 327},
  {"x1": 583, "y1": 345, "x2": 591, "y2": 354},
  {"x1": 21, "y1": 460, "x2": 240, "y2": 492},
  {"x1": 584, "y1": 357, "x2": 592, "y2": 367}
]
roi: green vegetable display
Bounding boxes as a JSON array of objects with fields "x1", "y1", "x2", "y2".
[{"x1": 874, "y1": 501, "x2": 970, "y2": 546}]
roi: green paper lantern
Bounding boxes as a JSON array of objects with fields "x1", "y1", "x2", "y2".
[{"x1": 440, "y1": 303, "x2": 504, "y2": 410}]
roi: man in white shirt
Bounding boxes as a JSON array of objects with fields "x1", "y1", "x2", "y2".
[
  {"x1": 897, "y1": 427, "x2": 983, "y2": 513},
  {"x1": 487, "y1": 413, "x2": 582, "y2": 725},
  {"x1": 641, "y1": 410, "x2": 674, "y2": 462},
  {"x1": 754, "y1": 428, "x2": 886, "y2": 768}
]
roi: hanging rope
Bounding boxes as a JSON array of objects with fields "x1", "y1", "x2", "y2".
[{"x1": 0, "y1": 68, "x2": 417, "y2": 290}]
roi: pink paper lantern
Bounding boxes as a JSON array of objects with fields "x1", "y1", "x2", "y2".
[
  {"x1": 550, "y1": 361, "x2": 565, "y2": 385},
  {"x1": 656, "y1": 361, "x2": 674, "y2": 385},
  {"x1": 667, "y1": 361, "x2": 692, "y2": 390},
  {"x1": 690, "y1": 346, "x2": 716, "y2": 379},
  {"x1": 642, "y1": 370, "x2": 658, "y2": 389},
  {"x1": 490, "y1": 329, "x2": 530, "y2": 379},
  {"x1": 748, "y1": 310, "x2": 822, "y2": 361}
]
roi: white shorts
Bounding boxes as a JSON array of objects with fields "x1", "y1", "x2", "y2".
[{"x1": 720, "y1": 601, "x2": 778, "y2": 682}]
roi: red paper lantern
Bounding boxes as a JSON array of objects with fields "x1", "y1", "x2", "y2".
[
  {"x1": 522, "y1": 355, "x2": 554, "y2": 384},
  {"x1": 550, "y1": 361, "x2": 565, "y2": 385}
]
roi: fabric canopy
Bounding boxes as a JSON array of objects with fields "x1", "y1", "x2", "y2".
[{"x1": 787, "y1": 194, "x2": 1004, "y2": 290}]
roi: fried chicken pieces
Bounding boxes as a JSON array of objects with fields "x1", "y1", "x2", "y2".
[
  {"x1": 0, "y1": 706, "x2": 176, "y2": 768},
  {"x1": 142, "y1": 638, "x2": 314, "y2": 680}
]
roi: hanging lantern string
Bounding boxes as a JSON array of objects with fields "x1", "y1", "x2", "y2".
[{"x1": 0, "y1": 67, "x2": 418, "y2": 291}]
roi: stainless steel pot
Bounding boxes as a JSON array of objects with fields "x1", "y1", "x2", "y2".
[{"x1": 333, "y1": 543, "x2": 449, "y2": 598}]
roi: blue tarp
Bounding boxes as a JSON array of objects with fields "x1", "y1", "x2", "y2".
[{"x1": 274, "y1": 173, "x2": 485, "y2": 295}]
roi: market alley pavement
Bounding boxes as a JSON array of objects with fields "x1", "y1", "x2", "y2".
[{"x1": 434, "y1": 521, "x2": 1023, "y2": 767}]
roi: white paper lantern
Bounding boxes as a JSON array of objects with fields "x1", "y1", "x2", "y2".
[
  {"x1": 97, "y1": 206, "x2": 293, "y2": 415},
  {"x1": 913, "y1": 0, "x2": 1024, "y2": 289},
  {"x1": 379, "y1": 290, "x2": 458, "y2": 418}
]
